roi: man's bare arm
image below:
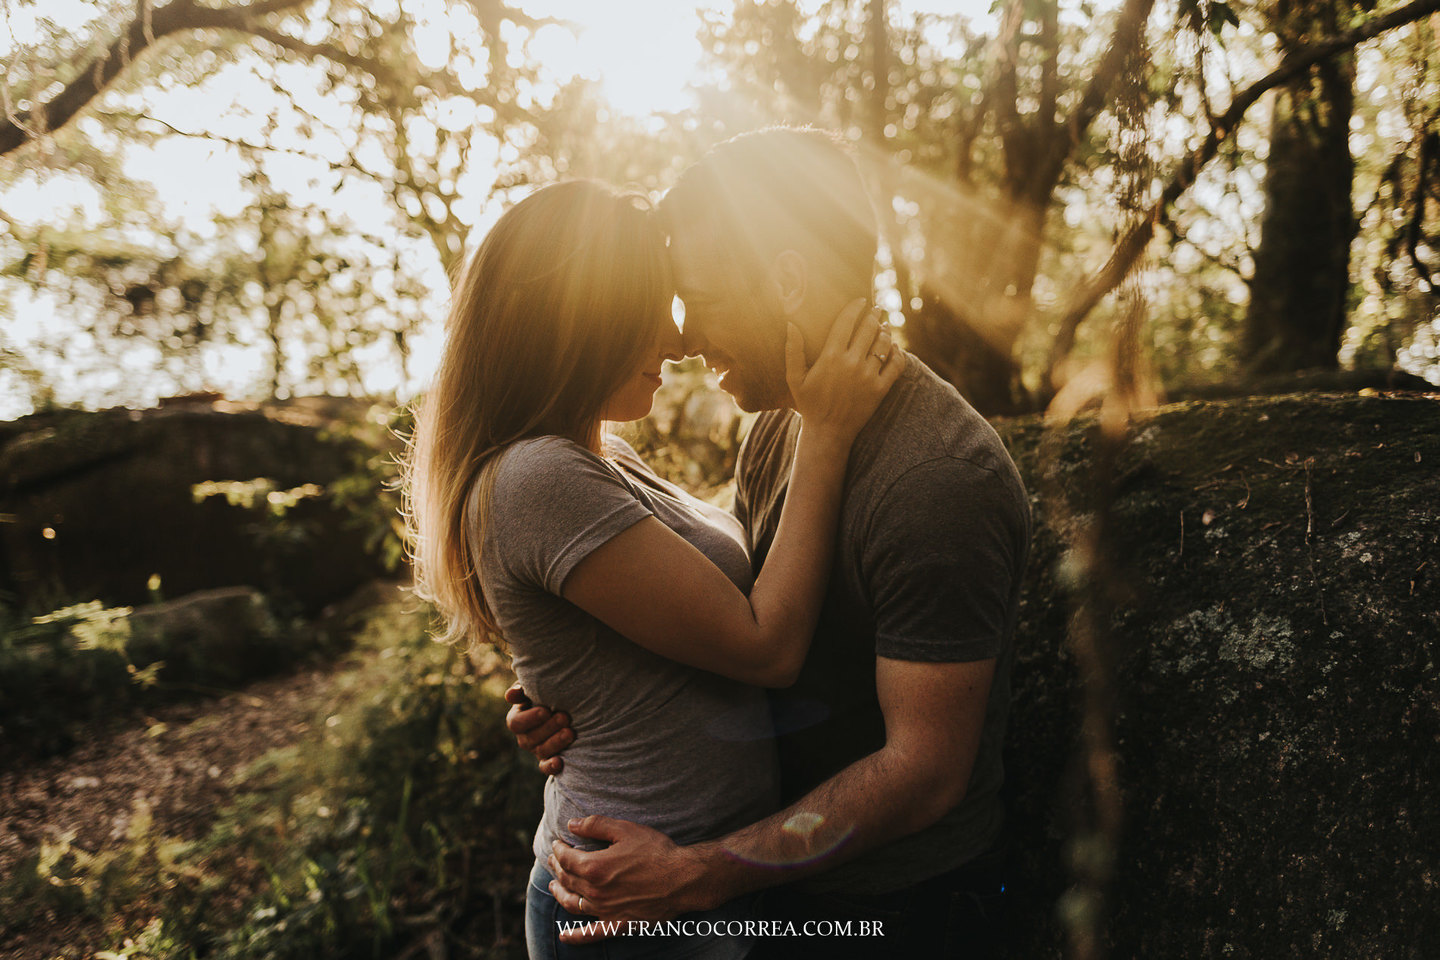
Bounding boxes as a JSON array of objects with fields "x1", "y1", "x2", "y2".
[{"x1": 546, "y1": 654, "x2": 994, "y2": 924}]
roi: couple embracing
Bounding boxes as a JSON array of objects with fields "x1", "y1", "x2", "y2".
[{"x1": 405, "y1": 127, "x2": 1031, "y2": 959}]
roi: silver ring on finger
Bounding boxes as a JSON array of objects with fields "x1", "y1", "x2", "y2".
[{"x1": 578, "y1": 896, "x2": 588, "y2": 915}]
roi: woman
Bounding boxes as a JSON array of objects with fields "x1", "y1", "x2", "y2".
[{"x1": 405, "y1": 180, "x2": 898, "y2": 959}]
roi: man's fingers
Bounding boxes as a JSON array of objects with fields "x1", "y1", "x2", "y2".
[
  {"x1": 549, "y1": 878, "x2": 588, "y2": 914},
  {"x1": 539, "y1": 756, "x2": 564, "y2": 776},
  {"x1": 567, "y1": 814, "x2": 627, "y2": 844},
  {"x1": 550, "y1": 841, "x2": 603, "y2": 900},
  {"x1": 503, "y1": 682, "x2": 531, "y2": 706},
  {"x1": 546, "y1": 863, "x2": 619, "y2": 943},
  {"x1": 515, "y1": 710, "x2": 570, "y2": 750},
  {"x1": 533, "y1": 724, "x2": 574, "y2": 761},
  {"x1": 551, "y1": 878, "x2": 620, "y2": 947},
  {"x1": 506, "y1": 703, "x2": 550, "y2": 736}
]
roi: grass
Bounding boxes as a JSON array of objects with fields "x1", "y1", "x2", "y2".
[{"x1": 1, "y1": 601, "x2": 545, "y2": 960}]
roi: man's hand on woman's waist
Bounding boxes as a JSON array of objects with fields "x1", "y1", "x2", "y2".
[
  {"x1": 504, "y1": 682, "x2": 573, "y2": 776},
  {"x1": 546, "y1": 815, "x2": 723, "y2": 944}
]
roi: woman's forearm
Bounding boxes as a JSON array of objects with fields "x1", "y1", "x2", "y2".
[{"x1": 739, "y1": 422, "x2": 851, "y2": 685}]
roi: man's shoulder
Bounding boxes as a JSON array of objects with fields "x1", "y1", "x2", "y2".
[
  {"x1": 735, "y1": 408, "x2": 799, "y2": 481},
  {"x1": 860, "y1": 357, "x2": 1021, "y2": 490},
  {"x1": 744, "y1": 408, "x2": 799, "y2": 449}
]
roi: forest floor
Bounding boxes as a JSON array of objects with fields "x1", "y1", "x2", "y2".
[{"x1": 0, "y1": 655, "x2": 365, "y2": 960}]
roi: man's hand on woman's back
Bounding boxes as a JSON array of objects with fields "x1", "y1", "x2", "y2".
[{"x1": 504, "y1": 682, "x2": 575, "y2": 776}]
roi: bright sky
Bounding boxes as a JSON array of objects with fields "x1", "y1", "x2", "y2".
[
  {"x1": 0, "y1": 0, "x2": 996, "y2": 417},
  {"x1": 527, "y1": 0, "x2": 728, "y2": 117},
  {"x1": 3, "y1": 0, "x2": 991, "y2": 227},
  {"x1": 526, "y1": 0, "x2": 988, "y2": 118}
]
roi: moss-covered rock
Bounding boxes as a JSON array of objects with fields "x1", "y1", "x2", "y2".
[
  {"x1": 996, "y1": 394, "x2": 1439, "y2": 957},
  {"x1": 0, "y1": 401, "x2": 392, "y2": 614}
]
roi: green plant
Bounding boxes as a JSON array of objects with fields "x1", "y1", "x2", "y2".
[
  {"x1": 321, "y1": 402, "x2": 413, "y2": 575},
  {"x1": 0, "y1": 591, "x2": 329, "y2": 762},
  {"x1": 0, "y1": 601, "x2": 144, "y2": 759},
  {"x1": 73, "y1": 603, "x2": 543, "y2": 959}
]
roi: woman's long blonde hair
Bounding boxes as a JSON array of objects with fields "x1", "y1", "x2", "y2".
[{"x1": 404, "y1": 181, "x2": 671, "y2": 648}]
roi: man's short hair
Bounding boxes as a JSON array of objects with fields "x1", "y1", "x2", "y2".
[{"x1": 659, "y1": 127, "x2": 878, "y2": 297}]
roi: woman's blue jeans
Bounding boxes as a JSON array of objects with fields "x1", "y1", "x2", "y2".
[{"x1": 526, "y1": 859, "x2": 755, "y2": 960}]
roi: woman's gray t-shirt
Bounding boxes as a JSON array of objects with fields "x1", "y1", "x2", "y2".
[{"x1": 474, "y1": 434, "x2": 779, "y2": 861}]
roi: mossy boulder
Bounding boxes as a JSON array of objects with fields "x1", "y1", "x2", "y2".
[
  {"x1": 997, "y1": 393, "x2": 1439, "y2": 957},
  {"x1": 125, "y1": 585, "x2": 284, "y2": 687},
  {"x1": 0, "y1": 400, "x2": 394, "y2": 615}
]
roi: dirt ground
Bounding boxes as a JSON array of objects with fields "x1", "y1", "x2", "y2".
[{"x1": 0, "y1": 658, "x2": 361, "y2": 960}]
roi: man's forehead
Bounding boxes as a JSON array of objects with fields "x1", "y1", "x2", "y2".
[{"x1": 667, "y1": 231, "x2": 727, "y2": 296}]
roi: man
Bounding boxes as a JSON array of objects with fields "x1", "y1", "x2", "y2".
[{"x1": 507, "y1": 127, "x2": 1031, "y2": 957}]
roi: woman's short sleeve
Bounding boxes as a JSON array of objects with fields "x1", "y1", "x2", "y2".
[{"x1": 480, "y1": 437, "x2": 653, "y2": 595}]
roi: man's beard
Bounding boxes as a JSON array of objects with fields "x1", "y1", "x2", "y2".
[
  {"x1": 720, "y1": 359, "x2": 790, "y2": 413},
  {"x1": 717, "y1": 309, "x2": 791, "y2": 412}
]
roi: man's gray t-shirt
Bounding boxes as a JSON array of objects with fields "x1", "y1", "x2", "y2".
[
  {"x1": 476, "y1": 435, "x2": 779, "y2": 863},
  {"x1": 734, "y1": 352, "x2": 1031, "y2": 896}
]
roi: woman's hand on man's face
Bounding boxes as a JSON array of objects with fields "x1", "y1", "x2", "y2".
[
  {"x1": 504, "y1": 682, "x2": 574, "y2": 775},
  {"x1": 785, "y1": 298, "x2": 901, "y2": 447}
]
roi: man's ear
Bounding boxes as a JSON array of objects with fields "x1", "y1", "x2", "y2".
[{"x1": 770, "y1": 250, "x2": 808, "y2": 317}]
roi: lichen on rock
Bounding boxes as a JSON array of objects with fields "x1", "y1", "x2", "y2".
[{"x1": 996, "y1": 393, "x2": 1440, "y2": 958}]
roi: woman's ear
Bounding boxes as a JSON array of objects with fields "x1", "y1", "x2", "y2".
[{"x1": 770, "y1": 249, "x2": 808, "y2": 317}]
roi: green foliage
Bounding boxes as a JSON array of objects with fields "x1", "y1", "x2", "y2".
[
  {"x1": 319, "y1": 403, "x2": 414, "y2": 575},
  {"x1": 0, "y1": 602, "x2": 541, "y2": 958},
  {"x1": 0, "y1": 152, "x2": 439, "y2": 408},
  {"x1": 0, "y1": 601, "x2": 145, "y2": 759},
  {"x1": 1176, "y1": 0, "x2": 1240, "y2": 39},
  {"x1": 4, "y1": 0, "x2": 1438, "y2": 419},
  {"x1": 0, "y1": 798, "x2": 207, "y2": 942},
  {"x1": 192, "y1": 479, "x2": 327, "y2": 514},
  {"x1": 0, "y1": 0, "x2": 553, "y2": 414},
  {"x1": 180, "y1": 401, "x2": 411, "y2": 585},
  {"x1": 0, "y1": 591, "x2": 328, "y2": 762}
]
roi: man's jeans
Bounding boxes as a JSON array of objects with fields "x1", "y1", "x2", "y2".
[
  {"x1": 747, "y1": 843, "x2": 1010, "y2": 959},
  {"x1": 525, "y1": 860, "x2": 756, "y2": 960}
]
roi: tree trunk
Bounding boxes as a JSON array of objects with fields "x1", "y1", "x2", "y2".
[
  {"x1": 1044, "y1": 0, "x2": 1440, "y2": 374},
  {"x1": 905, "y1": 282, "x2": 1025, "y2": 414},
  {"x1": 1243, "y1": 46, "x2": 1357, "y2": 373}
]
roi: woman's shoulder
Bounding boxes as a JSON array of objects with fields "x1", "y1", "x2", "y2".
[
  {"x1": 480, "y1": 434, "x2": 654, "y2": 591},
  {"x1": 492, "y1": 435, "x2": 599, "y2": 484},
  {"x1": 487, "y1": 435, "x2": 638, "y2": 511}
]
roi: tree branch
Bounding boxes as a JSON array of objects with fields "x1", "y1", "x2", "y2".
[
  {"x1": 108, "y1": 110, "x2": 395, "y2": 187},
  {"x1": 244, "y1": 25, "x2": 401, "y2": 89},
  {"x1": 1026, "y1": 0, "x2": 1155, "y2": 206},
  {"x1": 993, "y1": 0, "x2": 1025, "y2": 176},
  {"x1": 1406, "y1": 123, "x2": 1436, "y2": 291},
  {"x1": 1044, "y1": 0, "x2": 1440, "y2": 383},
  {"x1": 0, "y1": 0, "x2": 311, "y2": 158},
  {"x1": 1064, "y1": 0, "x2": 1157, "y2": 152},
  {"x1": 1038, "y1": 0, "x2": 1061, "y2": 137}
]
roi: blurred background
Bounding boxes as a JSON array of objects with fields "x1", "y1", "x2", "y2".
[
  {"x1": 2, "y1": 2, "x2": 1438, "y2": 958},
  {"x1": 2, "y1": 0, "x2": 1437, "y2": 424}
]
